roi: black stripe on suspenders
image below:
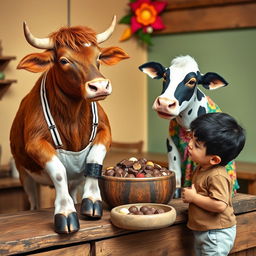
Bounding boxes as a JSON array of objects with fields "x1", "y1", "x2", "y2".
[
  {"x1": 89, "y1": 101, "x2": 98, "y2": 143},
  {"x1": 40, "y1": 73, "x2": 63, "y2": 148},
  {"x1": 40, "y1": 72, "x2": 99, "y2": 149}
]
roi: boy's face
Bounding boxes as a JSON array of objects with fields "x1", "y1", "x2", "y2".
[{"x1": 188, "y1": 133, "x2": 214, "y2": 168}]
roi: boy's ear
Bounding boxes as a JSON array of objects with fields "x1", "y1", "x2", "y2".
[{"x1": 210, "y1": 155, "x2": 221, "y2": 165}]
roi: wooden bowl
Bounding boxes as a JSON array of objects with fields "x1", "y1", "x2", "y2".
[
  {"x1": 110, "y1": 203, "x2": 176, "y2": 230},
  {"x1": 99, "y1": 172, "x2": 176, "y2": 208}
]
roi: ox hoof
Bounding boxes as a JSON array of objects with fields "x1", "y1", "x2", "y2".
[
  {"x1": 80, "y1": 198, "x2": 103, "y2": 219},
  {"x1": 54, "y1": 212, "x2": 80, "y2": 234}
]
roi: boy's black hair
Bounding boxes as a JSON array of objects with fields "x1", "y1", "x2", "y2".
[{"x1": 190, "y1": 112, "x2": 246, "y2": 166}]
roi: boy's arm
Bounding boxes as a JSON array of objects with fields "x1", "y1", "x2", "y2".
[{"x1": 182, "y1": 184, "x2": 227, "y2": 213}]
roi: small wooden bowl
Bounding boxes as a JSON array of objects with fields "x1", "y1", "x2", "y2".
[
  {"x1": 110, "y1": 203, "x2": 176, "y2": 230},
  {"x1": 99, "y1": 172, "x2": 176, "y2": 208}
]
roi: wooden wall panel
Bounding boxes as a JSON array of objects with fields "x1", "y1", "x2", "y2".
[
  {"x1": 166, "y1": 0, "x2": 256, "y2": 10},
  {"x1": 155, "y1": 0, "x2": 256, "y2": 34}
]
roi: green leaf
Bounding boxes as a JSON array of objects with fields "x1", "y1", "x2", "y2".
[
  {"x1": 119, "y1": 14, "x2": 132, "y2": 24},
  {"x1": 136, "y1": 29, "x2": 153, "y2": 46}
]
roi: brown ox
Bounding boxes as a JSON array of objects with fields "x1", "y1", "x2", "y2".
[{"x1": 10, "y1": 17, "x2": 129, "y2": 234}]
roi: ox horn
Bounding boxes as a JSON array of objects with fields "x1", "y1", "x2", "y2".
[
  {"x1": 96, "y1": 15, "x2": 116, "y2": 44},
  {"x1": 23, "y1": 21, "x2": 54, "y2": 49}
]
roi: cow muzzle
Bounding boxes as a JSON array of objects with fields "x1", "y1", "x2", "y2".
[
  {"x1": 85, "y1": 79, "x2": 112, "y2": 100},
  {"x1": 152, "y1": 97, "x2": 179, "y2": 119}
]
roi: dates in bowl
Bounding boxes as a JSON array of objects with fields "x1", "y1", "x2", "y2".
[
  {"x1": 110, "y1": 203, "x2": 177, "y2": 230},
  {"x1": 99, "y1": 157, "x2": 176, "y2": 208},
  {"x1": 102, "y1": 157, "x2": 172, "y2": 178}
]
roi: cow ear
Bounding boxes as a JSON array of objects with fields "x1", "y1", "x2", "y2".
[
  {"x1": 138, "y1": 62, "x2": 165, "y2": 79},
  {"x1": 17, "y1": 51, "x2": 54, "y2": 73},
  {"x1": 99, "y1": 47, "x2": 129, "y2": 65},
  {"x1": 199, "y1": 72, "x2": 228, "y2": 90}
]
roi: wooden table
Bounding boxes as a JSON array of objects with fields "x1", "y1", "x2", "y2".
[{"x1": 0, "y1": 193, "x2": 255, "y2": 256}]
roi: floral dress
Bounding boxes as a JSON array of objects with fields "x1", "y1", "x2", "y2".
[{"x1": 168, "y1": 96, "x2": 239, "y2": 194}]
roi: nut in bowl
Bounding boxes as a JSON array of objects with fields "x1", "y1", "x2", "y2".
[
  {"x1": 99, "y1": 157, "x2": 176, "y2": 208},
  {"x1": 110, "y1": 203, "x2": 177, "y2": 230}
]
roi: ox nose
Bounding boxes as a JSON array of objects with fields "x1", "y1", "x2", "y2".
[
  {"x1": 86, "y1": 79, "x2": 112, "y2": 99},
  {"x1": 88, "y1": 79, "x2": 110, "y2": 92}
]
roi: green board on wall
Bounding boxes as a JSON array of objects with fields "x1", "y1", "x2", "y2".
[{"x1": 148, "y1": 29, "x2": 256, "y2": 163}]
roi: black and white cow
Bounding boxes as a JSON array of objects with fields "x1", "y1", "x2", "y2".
[{"x1": 139, "y1": 55, "x2": 235, "y2": 191}]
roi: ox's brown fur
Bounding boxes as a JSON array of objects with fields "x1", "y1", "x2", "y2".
[{"x1": 10, "y1": 21, "x2": 129, "y2": 233}]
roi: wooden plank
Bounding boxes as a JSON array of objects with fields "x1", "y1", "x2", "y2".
[
  {"x1": 0, "y1": 177, "x2": 22, "y2": 189},
  {"x1": 232, "y1": 193, "x2": 256, "y2": 214},
  {"x1": 0, "y1": 164, "x2": 11, "y2": 178},
  {"x1": 231, "y1": 211, "x2": 256, "y2": 253},
  {"x1": 0, "y1": 187, "x2": 30, "y2": 214},
  {"x1": 0, "y1": 56, "x2": 16, "y2": 61},
  {"x1": 29, "y1": 243, "x2": 90, "y2": 256},
  {"x1": 0, "y1": 79, "x2": 17, "y2": 85},
  {"x1": 95, "y1": 223, "x2": 194, "y2": 256},
  {"x1": 236, "y1": 162, "x2": 256, "y2": 180},
  {"x1": 166, "y1": 0, "x2": 256, "y2": 10},
  {"x1": 154, "y1": 2, "x2": 256, "y2": 34},
  {"x1": 236, "y1": 162, "x2": 256, "y2": 195}
]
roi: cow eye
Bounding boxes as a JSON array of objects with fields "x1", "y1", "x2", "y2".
[
  {"x1": 59, "y1": 57, "x2": 69, "y2": 65},
  {"x1": 185, "y1": 78, "x2": 197, "y2": 88}
]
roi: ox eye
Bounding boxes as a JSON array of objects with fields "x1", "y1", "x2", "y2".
[
  {"x1": 59, "y1": 57, "x2": 69, "y2": 65},
  {"x1": 185, "y1": 78, "x2": 197, "y2": 88}
]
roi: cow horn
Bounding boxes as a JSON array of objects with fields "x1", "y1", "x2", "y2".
[
  {"x1": 96, "y1": 16, "x2": 116, "y2": 44},
  {"x1": 23, "y1": 21, "x2": 54, "y2": 49}
]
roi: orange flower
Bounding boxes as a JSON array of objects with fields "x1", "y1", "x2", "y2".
[{"x1": 135, "y1": 3, "x2": 157, "y2": 26}]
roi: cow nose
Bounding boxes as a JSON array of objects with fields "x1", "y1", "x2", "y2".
[{"x1": 157, "y1": 97, "x2": 177, "y2": 109}]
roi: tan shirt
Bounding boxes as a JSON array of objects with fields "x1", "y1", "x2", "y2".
[{"x1": 187, "y1": 165, "x2": 236, "y2": 231}]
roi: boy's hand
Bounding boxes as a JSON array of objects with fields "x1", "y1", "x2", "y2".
[{"x1": 182, "y1": 184, "x2": 197, "y2": 203}]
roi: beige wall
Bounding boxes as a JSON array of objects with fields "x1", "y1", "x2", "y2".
[{"x1": 0, "y1": 0, "x2": 147, "y2": 165}]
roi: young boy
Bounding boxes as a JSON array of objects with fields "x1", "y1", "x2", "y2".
[{"x1": 182, "y1": 112, "x2": 245, "y2": 256}]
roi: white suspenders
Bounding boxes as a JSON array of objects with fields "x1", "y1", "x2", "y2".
[{"x1": 40, "y1": 72, "x2": 98, "y2": 149}]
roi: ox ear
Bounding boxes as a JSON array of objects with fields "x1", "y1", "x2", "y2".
[
  {"x1": 199, "y1": 72, "x2": 228, "y2": 90},
  {"x1": 17, "y1": 51, "x2": 54, "y2": 73},
  {"x1": 138, "y1": 62, "x2": 165, "y2": 79},
  {"x1": 99, "y1": 47, "x2": 129, "y2": 65}
]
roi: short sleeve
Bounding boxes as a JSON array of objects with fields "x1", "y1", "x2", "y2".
[{"x1": 207, "y1": 175, "x2": 230, "y2": 204}]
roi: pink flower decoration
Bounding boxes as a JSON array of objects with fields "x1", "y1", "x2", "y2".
[{"x1": 129, "y1": 0, "x2": 167, "y2": 33}]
